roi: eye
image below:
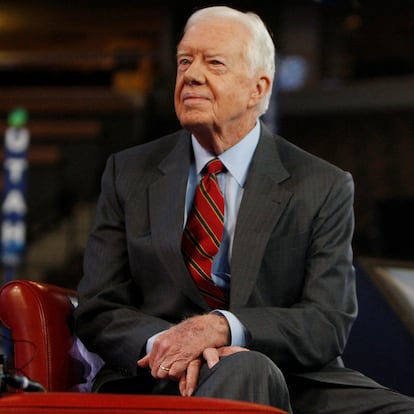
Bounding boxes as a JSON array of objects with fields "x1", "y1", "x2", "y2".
[
  {"x1": 178, "y1": 57, "x2": 191, "y2": 66},
  {"x1": 210, "y1": 59, "x2": 224, "y2": 66}
]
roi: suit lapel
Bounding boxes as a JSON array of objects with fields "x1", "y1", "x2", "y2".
[
  {"x1": 148, "y1": 131, "x2": 208, "y2": 309},
  {"x1": 230, "y1": 124, "x2": 292, "y2": 307},
  {"x1": 147, "y1": 126, "x2": 293, "y2": 310}
]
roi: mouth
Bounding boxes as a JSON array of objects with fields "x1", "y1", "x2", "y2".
[{"x1": 182, "y1": 92, "x2": 208, "y2": 103}]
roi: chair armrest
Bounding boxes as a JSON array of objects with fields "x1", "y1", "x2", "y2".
[{"x1": 0, "y1": 280, "x2": 80, "y2": 391}]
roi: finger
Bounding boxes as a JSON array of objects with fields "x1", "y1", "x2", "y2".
[
  {"x1": 217, "y1": 346, "x2": 249, "y2": 357},
  {"x1": 149, "y1": 334, "x2": 183, "y2": 377},
  {"x1": 203, "y1": 347, "x2": 220, "y2": 368},
  {"x1": 153, "y1": 359, "x2": 188, "y2": 381},
  {"x1": 148, "y1": 332, "x2": 177, "y2": 367},
  {"x1": 163, "y1": 358, "x2": 191, "y2": 381},
  {"x1": 184, "y1": 359, "x2": 201, "y2": 396},
  {"x1": 152, "y1": 361, "x2": 173, "y2": 379},
  {"x1": 148, "y1": 334, "x2": 167, "y2": 371},
  {"x1": 179, "y1": 374, "x2": 187, "y2": 396},
  {"x1": 137, "y1": 353, "x2": 150, "y2": 368}
]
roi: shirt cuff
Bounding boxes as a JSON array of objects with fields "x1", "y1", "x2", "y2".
[
  {"x1": 213, "y1": 310, "x2": 248, "y2": 347},
  {"x1": 146, "y1": 330, "x2": 166, "y2": 354}
]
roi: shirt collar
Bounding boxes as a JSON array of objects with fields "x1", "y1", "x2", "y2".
[{"x1": 191, "y1": 122, "x2": 260, "y2": 187}]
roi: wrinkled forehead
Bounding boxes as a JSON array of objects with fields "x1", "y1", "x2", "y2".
[{"x1": 178, "y1": 18, "x2": 252, "y2": 58}]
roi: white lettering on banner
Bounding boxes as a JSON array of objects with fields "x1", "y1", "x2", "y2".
[
  {"x1": 1, "y1": 221, "x2": 26, "y2": 245},
  {"x1": 2, "y1": 190, "x2": 27, "y2": 214},
  {"x1": 5, "y1": 128, "x2": 29, "y2": 153},
  {"x1": 5, "y1": 158, "x2": 28, "y2": 183},
  {"x1": 2, "y1": 123, "x2": 30, "y2": 267}
]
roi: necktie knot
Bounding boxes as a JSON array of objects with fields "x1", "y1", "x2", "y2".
[{"x1": 205, "y1": 158, "x2": 225, "y2": 176}]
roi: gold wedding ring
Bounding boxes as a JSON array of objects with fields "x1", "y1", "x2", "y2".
[{"x1": 159, "y1": 364, "x2": 170, "y2": 372}]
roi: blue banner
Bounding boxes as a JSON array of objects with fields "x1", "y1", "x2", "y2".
[{"x1": 1, "y1": 108, "x2": 30, "y2": 274}]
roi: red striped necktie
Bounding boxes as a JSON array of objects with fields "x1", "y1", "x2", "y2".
[{"x1": 182, "y1": 158, "x2": 228, "y2": 309}]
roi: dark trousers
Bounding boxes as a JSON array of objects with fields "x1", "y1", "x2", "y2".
[
  {"x1": 97, "y1": 351, "x2": 291, "y2": 412},
  {"x1": 96, "y1": 351, "x2": 414, "y2": 414}
]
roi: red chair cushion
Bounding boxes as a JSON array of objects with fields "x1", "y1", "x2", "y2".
[{"x1": 0, "y1": 392, "x2": 287, "y2": 413}]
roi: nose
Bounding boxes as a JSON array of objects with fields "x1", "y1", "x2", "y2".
[{"x1": 183, "y1": 60, "x2": 204, "y2": 85}]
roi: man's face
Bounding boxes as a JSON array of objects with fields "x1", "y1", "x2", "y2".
[{"x1": 174, "y1": 18, "x2": 260, "y2": 137}]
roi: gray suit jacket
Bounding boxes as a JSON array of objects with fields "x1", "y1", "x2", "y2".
[{"x1": 74, "y1": 122, "x2": 381, "y2": 390}]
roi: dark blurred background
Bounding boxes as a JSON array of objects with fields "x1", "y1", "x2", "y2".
[
  {"x1": 1, "y1": 0, "x2": 414, "y2": 398},
  {"x1": 0, "y1": 0, "x2": 413, "y2": 286}
]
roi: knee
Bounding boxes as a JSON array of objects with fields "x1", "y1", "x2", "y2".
[
  {"x1": 219, "y1": 351, "x2": 290, "y2": 409},
  {"x1": 231, "y1": 350, "x2": 277, "y2": 368},
  {"x1": 224, "y1": 350, "x2": 286, "y2": 386}
]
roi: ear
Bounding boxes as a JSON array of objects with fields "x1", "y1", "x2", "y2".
[{"x1": 248, "y1": 75, "x2": 272, "y2": 108}]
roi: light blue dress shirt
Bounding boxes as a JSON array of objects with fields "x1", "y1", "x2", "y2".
[
  {"x1": 185, "y1": 122, "x2": 260, "y2": 346},
  {"x1": 146, "y1": 122, "x2": 260, "y2": 352}
]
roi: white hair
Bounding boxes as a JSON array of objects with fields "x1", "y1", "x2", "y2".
[{"x1": 183, "y1": 6, "x2": 276, "y2": 116}]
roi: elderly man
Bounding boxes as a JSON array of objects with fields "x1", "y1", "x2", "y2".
[{"x1": 74, "y1": 6, "x2": 414, "y2": 413}]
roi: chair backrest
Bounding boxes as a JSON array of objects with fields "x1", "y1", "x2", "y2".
[{"x1": 0, "y1": 280, "x2": 83, "y2": 391}]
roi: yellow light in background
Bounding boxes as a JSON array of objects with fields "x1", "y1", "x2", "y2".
[
  {"x1": 0, "y1": 8, "x2": 22, "y2": 31},
  {"x1": 343, "y1": 14, "x2": 362, "y2": 33}
]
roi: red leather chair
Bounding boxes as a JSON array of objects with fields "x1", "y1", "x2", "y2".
[
  {"x1": 0, "y1": 280, "x2": 81, "y2": 391},
  {"x1": 0, "y1": 280, "x2": 287, "y2": 413}
]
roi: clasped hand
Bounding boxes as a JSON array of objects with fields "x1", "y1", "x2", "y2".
[{"x1": 137, "y1": 314, "x2": 248, "y2": 396}]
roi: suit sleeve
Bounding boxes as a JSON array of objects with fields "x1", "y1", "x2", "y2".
[
  {"x1": 233, "y1": 170, "x2": 357, "y2": 372},
  {"x1": 74, "y1": 155, "x2": 172, "y2": 377}
]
